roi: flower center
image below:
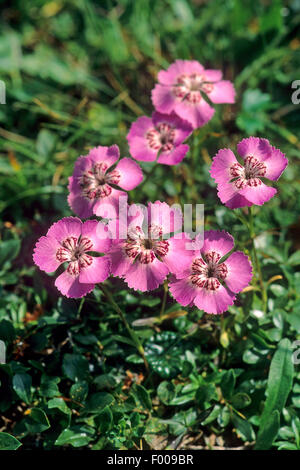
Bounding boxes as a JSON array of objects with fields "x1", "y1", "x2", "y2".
[
  {"x1": 56, "y1": 236, "x2": 93, "y2": 276},
  {"x1": 124, "y1": 225, "x2": 169, "y2": 264},
  {"x1": 146, "y1": 123, "x2": 176, "y2": 152},
  {"x1": 230, "y1": 156, "x2": 267, "y2": 189},
  {"x1": 189, "y1": 251, "x2": 228, "y2": 291},
  {"x1": 80, "y1": 162, "x2": 121, "y2": 200},
  {"x1": 173, "y1": 73, "x2": 214, "y2": 104}
]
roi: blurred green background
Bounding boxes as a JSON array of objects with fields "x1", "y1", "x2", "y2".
[{"x1": 0, "y1": 0, "x2": 300, "y2": 451}]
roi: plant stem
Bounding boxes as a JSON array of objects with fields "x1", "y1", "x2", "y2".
[
  {"x1": 248, "y1": 207, "x2": 267, "y2": 312},
  {"x1": 160, "y1": 280, "x2": 168, "y2": 318},
  {"x1": 100, "y1": 284, "x2": 149, "y2": 373}
]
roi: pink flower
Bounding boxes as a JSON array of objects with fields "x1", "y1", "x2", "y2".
[
  {"x1": 127, "y1": 112, "x2": 193, "y2": 165},
  {"x1": 210, "y1": 137, "x2": 288, "y2": 209},
  {"x1": 33, "y1": 217, "x2": 111, "y2": 298},
  {"x1": 151, "y1": 60, "x2": 235, "y2": 129},
  {"x1": 68, "y1": 145, "x2": 143, "y2": 219},
  {"x1": 108, "y1": 201, "x2": 194, "y2": 292},
  {"x1": 169, "y1": 230, "x2": 252, "y2": 314}
]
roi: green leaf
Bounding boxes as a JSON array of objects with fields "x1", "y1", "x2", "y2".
[
  {"x1": 243, "y1": 349, "x2": 261, "y2": 364},
  {"x1": 168, "y1": 409, "x2": 197, "y2": 436},
  {"x1": 0, "y1": 239, "x2": 20, "y2": 269},
  {"x1": 232, "y1": 414, "x2": 255, "y2": 442},
  {"x1": 0, "y1": 432, "x2": 22, "y2": 450},
  {"x1": 12, "y1": 373, "x2": 32, "y2": 404},
  {"x1": 40, "y1": 375, "x2": 60, "y2": 398},
  {"x1": 47, "y1": 397, "x2": 70, "y2": 415},
  {"x1": 62, "y1": 354, "x2": 89, "y2": 381},
  {"x1": 85, "y1": 392, "x2": 114, "y2": 414},
  {"x1": 276, "y1": 442, "x2": 298, "y2": 450},
  {"x1": 145, "y1": 331, "x2": 185, "y2": 378},
  {"x1": 221, "y1": 370, "x2": 236, "y2": 400},
  {"x1": 231, "y1": 392, "x2": 252, "y2": 409},
  {"x1": 134, "y1": 384, "x2": 152, "y2": 411},
  {"x1": 255, "y1": 410, "x2": 280, "y2": 450},
  {"x1": 0, "y1": 319, "x2": 15, "y2": 343},
  {"x1": 25, "y1": 408, "x2": 50, "y2": 433},
  {"x1": 94, "y1": 374, "x2": 117, "y2": 390},
  {"x1": 236, "y1": 89, "x2": 273, "y2": 134},
  {"x1": 55, "y1": 428, "x2": 93, "y2": 448},
  {"x1": 201, "y1": 405, "x2": 222, "y2": 425},
  {"x1": 260, "y1": 338, "x2": 294, "y2": 425},
  {"x1": 288, "y1": 250, "x2": 300, "y2": 266},
  {"x1": 96, "y1": 406, "x2": 113, "y2": 433},
  {"x1": 157, "y1": 381, "x2": 176, "y2": 405},
  {"x1": 256, "y1": 339, "x2": 294, "y2": 449},
  {"x1": 217, "y1": 406, "x2": 231, "y2": 428},
  {"x1": 70, "y1": 381, "x2": 88, "y2": 403},
  {"x1": 144, "y1": 417, "x2": 168, "y2": 450}
]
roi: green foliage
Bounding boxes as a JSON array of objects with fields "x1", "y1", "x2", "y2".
[{"x1": 0, "y1": 0, "x2": 299, "y2": 451}]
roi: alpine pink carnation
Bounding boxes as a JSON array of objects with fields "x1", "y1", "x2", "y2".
[
  {"x1": 210, "y1": 137, "x2": 288, "y2": 209},
  {"x1": 33, "y1": 217, "x2": 111, "y2": 298},
  {"x1": 68, "y1": 145, "x2": 143, "y2": 219},
  {"x1": 108, "y1": 201, "x2": 194, "y2": 292},
  {"x1": 127, "y1": 111, "x2": 193, "y2": 165},
  {"x1": 169, "y1": 230, "x2": 252, "y2": 314},
  {"x1": 151, "y1": 60, "x2": 235, "y2": 129}
]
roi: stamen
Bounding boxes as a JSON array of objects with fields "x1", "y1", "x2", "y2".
[
  {"x1": 155, "y1": 240, "x2": 169, "y2": 257},
  {"x1": 173, "y1": 73, "x2": 214, "y2": 104},
  {"x1": 146, "y1": 123, "x2": 176, "y2": 152},
  {"x1": 124, "y1": 225, "x2": 168, "y2": 265},
  {"x1": 56, "y1": 236, "x2": 94, "y2": 277},
  {"x1": 189, "y1": 252, "x2": 228, "y2": 291},
  {"x1": 80, "y1": 162, "x2": 121, "y2": 200},
  {"x1": 230, "y1": 156, "x2": 267, "y2": 190}
]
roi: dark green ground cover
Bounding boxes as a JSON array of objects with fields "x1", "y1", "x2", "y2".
[{"x1": 0, "y1": 0, "x2": 299, "y2": 450}]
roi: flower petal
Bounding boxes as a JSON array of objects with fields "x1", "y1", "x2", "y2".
[
  {"x1": 240, "y1": 182, "x2": 277, "y2": 206},
  {"x1": 127, "y1": 116, "x2": 153, "y2": 139},
  {"x1": 157, "y1": 144, "x2": 189, "y2": 165},
  {"x1": 127, "y1": 135, "x2": 157, "y2": 162},
  {"x1": 216, "y1": 181, "x2": 253, "y2": 209},
  {"x1": 81, "y1": 220, "x2": 111, "y2": 253},
  {"x1": 224, "y1": 251, "x2": 253, "y2": 293},
  {"x1": 237, "y1": 137, "x2": 271, "y2": 162},
  {"x1": 72, "y1": 155, "x2": 92, "y2": 178},
  {"x1": 109, "y1": 244, "x2": 134, "y2": 277},
  {"x1": 46, "y1": 217, "x2": 82, "y2": 243},
  {"x1": 152, "y1": 112, "x2": 193, "y2": 145},
  {"x1": 151, "y1": 83, "x2": 176, "y2": 114},
  {"x1": 148, "y1": 201, "x2": 183, "y2": 235},
  {"x1": 157, "y1": 60, "x2": 204, "y2": 85},
  {"x1": 68, "y1": 177, "x2": 95, "y2": 219},
  {"x1": 55, "y1": 271, "x2": 94, "y2": 298},
  {"x1": 260, "y1": 146, "x2": 288, "y2": 181},
  {"x1": 169, "y1": 277, "x2": 197, "y2": 306},
  {"x1": 194, "y1": 285, "x2": 236, "y2": 314},
  {"x1": 115, "y1": 158, "x2": 143, "y2": 190},
  {"x1": 208, "y1": 80, "x2": 235, "y2": 104},
  {"x1": 93, "y1": 189, "x2": 128, "y2": 218},
  {"x1": 204, "y1": 69, "x2": 223, "y2": 82},
  {"x1": 33, "y1": 236, "x2": 61, "y2": 273},
  {"x1": 88, "y1": 145, "x2": 120, "y2": 168},
  {"x1": 124, "y1": 257, "x2": 169, "y2": 292},
  {"x1": 210, "y1": 148, "x2": 238, "y2": 184},
  {"x1": 201, "y1": 230, "x2": 234, "y2": 258},
  {"x1": 79, "y1": 256, "x2": 111, "y2": 284},
  {"x1": 174, "y1": 98, "x2": 215, "y2": 129},
  {"x1": 162, "y1": 234, "x2": 195, "y2": 274}
]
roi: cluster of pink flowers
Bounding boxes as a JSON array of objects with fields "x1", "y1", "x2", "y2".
[{"x1": 33, "y1": 60, "x2": 288, "y2": 314}]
